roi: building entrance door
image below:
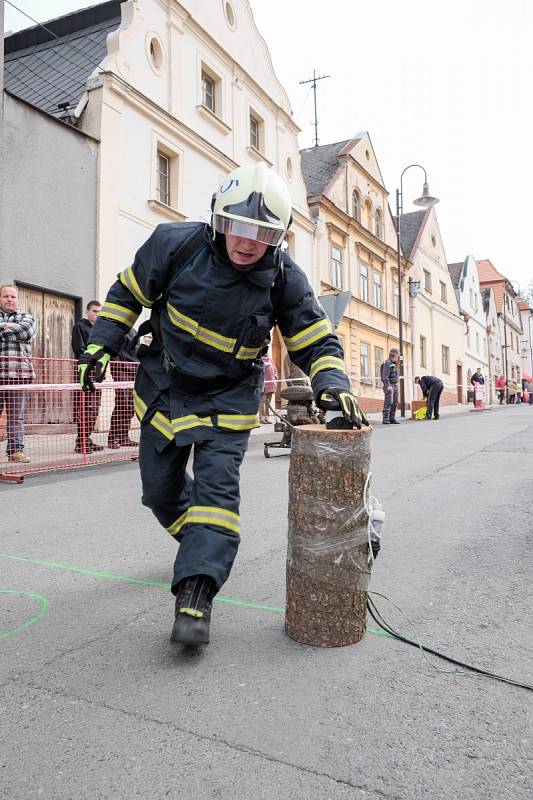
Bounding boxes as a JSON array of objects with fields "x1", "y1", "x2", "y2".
[{"x1": 457, "y1": 364, "x2": 463, "y2": 403}]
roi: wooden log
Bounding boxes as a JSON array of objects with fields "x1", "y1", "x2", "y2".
[{"x1": 285, "y1": 424, "x2": 372, "y2": 647}]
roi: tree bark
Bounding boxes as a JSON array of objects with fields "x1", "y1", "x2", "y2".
[{"x1": 285, "y1": 424, "x2": 372, "y2": 647}]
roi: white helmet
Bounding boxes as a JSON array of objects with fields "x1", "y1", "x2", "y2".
[{"x1": 212, "y1": 162, "x2": 292, "y2": 248}]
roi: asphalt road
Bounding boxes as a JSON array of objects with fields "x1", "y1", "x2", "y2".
[{"x1": 1, "y1": 406, "x2": 532, "y2": 800}]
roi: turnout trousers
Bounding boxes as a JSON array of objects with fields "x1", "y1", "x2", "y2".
[
  {"x1": 427, "y1": 382, "x2": 444, "y2": 418},
  {"x1": 382, "y1": 385, "x2": 398, "y2": 421},
  {"x1": 139, "y1": 423, "x2": 249, "y2": 593}
]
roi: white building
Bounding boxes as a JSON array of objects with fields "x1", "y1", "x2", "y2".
[
  {"x1": 4, "y1": 0, "x2": 315, "y2": 302},
  {"x1": 448, "y1": 255, "x2": 489, "y2": 394},
  {"x1": 400, "y1": 209, "x2": 465, "y2": 405},
  {"x1": 519, "y1": 300, "x2": 533, "y2": 377},
  {"x1": 481, "y1": 287, "x2": 503, "y2": 403}
]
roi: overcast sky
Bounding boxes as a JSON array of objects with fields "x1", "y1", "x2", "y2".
[{"x1": 4, "y1": 0, "x2": 533, "y2": 291}]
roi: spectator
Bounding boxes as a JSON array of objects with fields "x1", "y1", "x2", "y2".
[
  {"x1": 108, "y1": 329, "x2": 139, "y2": 448},
  {"x1": 381, "y1": 348, "x2": 400, "y2": 425},
  {"x1": 415, "y1": 375, "x2": 444, "y2": 420},
  {"x1": 260, "y1": 353, "x2": 278, "y2": 423},
  {"x1": 71, "y1": 301, "x2": 104, "y2": 453},
  {"x1": 0, "y1": 285, "x2": 35, "y2": 463},
  {"x1": 470, "y1": 367, "x2": 485, "y2": 386},
  {"x1": 495, "y1": 375, "x2": 506, "y2": 405},
  {"x1": 508, "y1": 380, "x2": 516, "y2": 405},
  {"x1": 514, "y1": 379, "x2": 522, "y2": 404},
  {"x1": 527, "y1": 378, "x2": 533, "y2": 405}
]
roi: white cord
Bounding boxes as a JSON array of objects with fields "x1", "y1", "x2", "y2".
[{"x1": 363, "y1": 472, "x2": 384, "y2": 567}]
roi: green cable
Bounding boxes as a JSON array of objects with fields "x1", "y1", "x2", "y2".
[
  {"x1": 0, "y1": 553, "x2": 390, "y2": 638},
  {"x1": 0, "y1": 589, "x2": 49, "y2": 640}
]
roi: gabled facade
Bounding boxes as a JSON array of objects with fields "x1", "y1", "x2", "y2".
[
  {"x1": 400, "y1": 210, "x2": 464, "y2": 405},
  {"x1": 300, "y1": 134, "x2": 411, "y2": 411},
  {"x1": 518, "y1": 300, "x2": 533, "y2": 377},
  {"x1": 481, "y1": 287, "x2": 503, "y2": 403},
  {"x1": 448, "y1": 255, "x2": 489, "y2": 391},
  {"x1": 5, "y1": 0, "x2": 314, "y2": 302},
  {"x1": 477, "y1": 259, "x2": 523, "y2": 385}
]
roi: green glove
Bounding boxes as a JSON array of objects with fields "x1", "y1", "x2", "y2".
[
  {"x1": 78, "y1": 344, "x2": 110, "y2": 392},
  {"x1": 317, "y1": 387, "x2": 369, "y2": 429}
]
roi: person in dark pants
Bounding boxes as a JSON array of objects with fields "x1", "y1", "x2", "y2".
[
  {"x1": 108, "y1": 329, "x2": 139, "y2": 448},
  {"x1": 415, "y1": 375, "x2": 444, "y2": 420},
  {"x1": 381, "y1": 348, "x2": 400, "y2": 424},
  {"x1": 77, "y1": 163, "x2": 369, "y2": 647},
  {"x1": 71, "y1": 301, "x2": 104, "y2": 453}
]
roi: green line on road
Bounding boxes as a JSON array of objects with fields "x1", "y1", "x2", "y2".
[
  {"x1": 0, "y1": 553, "x2": 389, "y2": 637},
  {"x1": 0, "y1": 589, "x2": 49, "y2": 640}
]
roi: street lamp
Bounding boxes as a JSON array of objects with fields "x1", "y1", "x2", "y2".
[{"x1": 395, "y1": 165, "x2": 439, "y2": 416}]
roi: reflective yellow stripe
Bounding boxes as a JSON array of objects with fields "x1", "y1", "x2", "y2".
[
  {"x1": 196, "y1": 326, "x2": 236, "y2": 353},
  {"x1": 167, "y1": 302, "x2": 236, "y2": 354},
  {"x1": 119, "y1": 265, "x2": 155, "y2": 308},
  {"x1": 284, "y1": 318, "x2": 331, "y2": 352},
  {"x1": 167, "y1": 303, "x2": 198, "y2": 337},
  {"x1": 235, "y1": 346, "x2": 261, "y2": 360},
  {"x1": 150, "y1": 411, "x2": 173, "y2": 440},
  {"x1": 179, "y1": 608, "x2": 204, "y2": 618},
  {"x1": 171, "y1": 414, "x2": 213, "y2": 434},
  {"x1": 100, "y1": 302, "x2": 139, "y2": 328},
  {"x1": 132, "y1": 390, "x2": 148, "y2": 421},
  {"x1": 166, "y1": 511, "x2": 188, "y2": 537},
  {"x1": 217, "y1": 413, "x2": 260, "y2": 431},
  {"x1": 185, "y1": 505, "x2": 240, "y2": 535},
  {"x1": 309, "y1": 355, "x2": 347, "y2": 381}
]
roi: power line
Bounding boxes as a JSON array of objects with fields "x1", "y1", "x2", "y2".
[{"x1": 5, "y1": 0, "x2": 106, "y2": 76}]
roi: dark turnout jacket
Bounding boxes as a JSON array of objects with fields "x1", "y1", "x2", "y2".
[
  {"x1": 418, "y1": 375, "x2": 443, "y2": 397},
  {"x1": 89, "y1": 222, "x2": 349, "y2": 445},
  {"x1": 380, "y1": 358, "x2": 398, "y2": 389}
]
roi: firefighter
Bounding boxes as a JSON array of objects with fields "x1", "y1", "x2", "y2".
[
  {"x1": 381, "y1": 348, "x2": 400, "y2": 424},
  {"x1": 414, "y1": 375, "x2": 444, "y2": 420},
  {"x1": 78, "y1": 163, "x2": 368, "y2": 646}
]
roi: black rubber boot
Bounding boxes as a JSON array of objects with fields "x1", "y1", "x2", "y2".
[{"x1": 170, "y1": 574, "x2": 217, "y2": 645}]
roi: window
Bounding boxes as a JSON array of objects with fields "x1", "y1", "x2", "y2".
[
  {"x1": 420, "y1": 335, "x2": 427, "y2": 368},
  {"x1": 360, "y1": 343, "x2": 370, "y2": 380},
  {"x1": 331, "y1": 245, "x2": 343, "y2": 289},
  {"x1": 364, "y1": 199, "x2": 372, "y2": 229},
  {"x1": 474, "y1": 293, "x2": 479, "y2": 312},
  {"x1": 483, "y1": 338, "x2": 487, "y2": 357},
  {"x1": 440, "y1": 281, "x2": 447, "y2": 303},
  {"x1": 442, "y1": 345, "x2": 450, "y2": 374},
  {"x1": 475, "y1": 332, "x2": 480, "y2": 352},
  {"x1": 352, "y1": 190, "x2": 361, "y2": 221},
  {"x1": 393, "y1": 283, "x2": 399, "y2": 317},
  {"x1": 423, "y1": 269, "x2": 432, "y2": 293},
  {"x1": 156, "y1": 151, "x2": 170, "y2": 205},
  {"x1": 201, "y1": 70, "x2": 216, "y2": 112},
  {"x1": 249, "y1": 114, "x2": 260, "y2": 150},
  {"x1": 517, "y1": 335, "x2": 520, "y2": 354},
  {"x1": 374, "y1": 209, "x2": 383, "y2": 239},
  {"x1": 469, "y1": 288, "x2": 474, "y2": 308},
  {"x1": 359, "y1": 264, "x2": 369, "y2": 302},
  {"x1": 374, "y1": 347, "x2": 383, "y2": 385},
  {"x1": 467, "y1": 327, "x2": 471, "y2": 349},
  {"x1": 373, "y1": 271, "x2": 382, "y2": 308}
]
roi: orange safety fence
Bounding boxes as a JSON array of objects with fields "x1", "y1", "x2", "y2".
[{"x1": 0, "y1": 356, "x2": 139, "y2": 483}]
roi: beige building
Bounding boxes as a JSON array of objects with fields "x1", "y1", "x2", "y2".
[
  {"x1": 400, "y1": 210, "x2": 465, "y2": 404},
  {"x1": 477, "y1": 259, "x2": 523, "y2": 387},
  {"x1": 301, "y1": 134, "x2": 411, "y2": 412}
]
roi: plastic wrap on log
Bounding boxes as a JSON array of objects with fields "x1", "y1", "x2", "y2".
[{"x1": 285, "y1": 424, "x2": 372, "y2": 647}]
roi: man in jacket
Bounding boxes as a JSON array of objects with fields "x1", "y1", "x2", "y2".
[
  {"x1": 71, "y1": 301, "x2": 104, "y2": 453},
  {"x1": 108, "y1": 329, "x2": 139, "y2": 448},
  {"x1": 0, "y1": 285, "x2": 35, "y2": 463},
  {"x1": 414, "y1": 375, "x2": 444, "y2": 420},
  {"x1": 381, "y1": 348, "x2": 400, "y2": 424},
  {"x1": 78, "y1": 163, "x2": 368, "y2": 646}
]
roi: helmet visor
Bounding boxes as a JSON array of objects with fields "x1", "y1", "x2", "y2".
[{"x1": 214, "y1": 215, "x2": 285, "y2": 247}]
